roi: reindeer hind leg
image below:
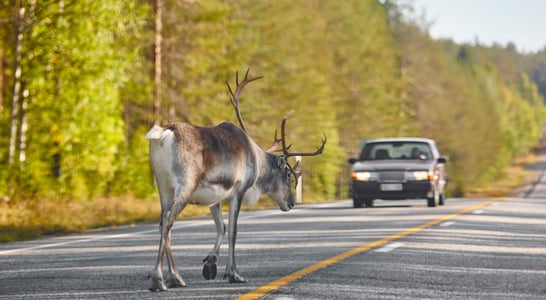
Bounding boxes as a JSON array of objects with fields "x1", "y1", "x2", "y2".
[
  {"x1": 149, "y1": 182, "x2": 174, "y2": 292},
  {"x1": 149, "y1": 209, "x2": 169, "y2": 291},
  {"x1": 164, "y1": 186, "x2": 190, "y2": 288},
  {"x1": 165, "y1": 216, "x2": 186, "y2": 288}
]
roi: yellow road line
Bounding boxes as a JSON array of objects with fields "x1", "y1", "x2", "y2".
[{"x1": 237, "y1": 198, "x2": 505, "y2": 300}]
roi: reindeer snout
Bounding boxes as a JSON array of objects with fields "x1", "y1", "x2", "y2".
[
  {"x1": 278, "y1": 194, "x2": 295, "y2": 212},
  {"x1": 286, "y1": 194, "x2": 295, "y2": 210}
]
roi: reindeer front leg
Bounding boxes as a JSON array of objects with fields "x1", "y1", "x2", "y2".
[
  {"x1": 203, "y1": 203, "x2": 226, "y2": 280},
  {"x1": 224, "y1": 195, "x2": 246, "y2": 283}
]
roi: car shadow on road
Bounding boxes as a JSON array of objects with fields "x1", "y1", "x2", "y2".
[
  {"x1": 365, "y1": 205, "x2": 415, "y2": 209},
  {"x1": 306, "y1": 203, "x2": 414, "y2": 210}
]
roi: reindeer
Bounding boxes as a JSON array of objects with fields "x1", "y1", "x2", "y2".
[{"x1": 145, "y1": 70, "x2": 326, "y2": 291}]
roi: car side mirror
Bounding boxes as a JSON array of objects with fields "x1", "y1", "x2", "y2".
[
  {"x1": 348, "y1": 158, "x2": 358, "y2": 164},
  {"x1": 437, "y1": 157, "x2": 447, "y2": 164}
]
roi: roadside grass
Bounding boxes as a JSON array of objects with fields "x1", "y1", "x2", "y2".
[
  {"x1": 466, "y1": 152, "x2": 537, "y2": 198},
  {"x1": 0, "y1": 152, "x2": 538, "y2": 243},
  {"x1": 0, "y1": 195, "x2": 204, "y2": 242},
  {"x1": 0, "y1": 194, "x2": 282, "y2": 243}
]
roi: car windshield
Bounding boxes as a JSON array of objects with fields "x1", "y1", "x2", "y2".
[{"x1": 359, "y1": 141, "x2": 433, "y2": 161}]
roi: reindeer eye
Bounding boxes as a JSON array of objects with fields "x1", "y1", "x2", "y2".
[{"x1": 284, "y1": 169, "x2": 292, "y2": 182}]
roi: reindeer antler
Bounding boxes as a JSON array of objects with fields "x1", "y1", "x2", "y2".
[
  {"x1": 279, "y1": 112, "x2": 327, "y2": 157},
  {"x1": 226, "y1": 69, "x2": 263, "y2": 133},
  {"x1": 266, "y1": 129, "x2": 283, "y2": 153},
  {"x1": 288, "y1": 159, "x2": 302, "y2": 188},
  {"x1": 226, "y1": 71, "x2": 325, "y2": 189},
  {"x1": 267, "y1": 112, "x2": 326, "y2": 187}
]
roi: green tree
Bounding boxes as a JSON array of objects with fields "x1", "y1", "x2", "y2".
[
  {"x1": 0, "y1": 0, "x2": 147, "y2": 200},
  {"x1": 0, "y1": 0, "x2": 544, "y2": 215}
]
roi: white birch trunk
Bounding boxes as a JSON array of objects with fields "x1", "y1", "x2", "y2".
[
  {"x1": 18, "y1": 0, "x2": 36, "y2": 166},
  {"x1": 8, "y1": 0, "x2": 25, "y2": 165}
]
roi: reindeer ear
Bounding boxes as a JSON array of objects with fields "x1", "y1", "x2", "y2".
[
  {"x1": 293, "y1": 160, "x2": 301, "y2": 173},
  {"x1": 276, "y1": 156, "x2": 287, "y2": 169}
]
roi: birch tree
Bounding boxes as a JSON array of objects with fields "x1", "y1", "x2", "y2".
[
  {"x1": 152, "y1": 0, "x2": 162, "y2": 124},
  {"x1": 8, "y1": 0, "x2": 24, "y2": 165}
]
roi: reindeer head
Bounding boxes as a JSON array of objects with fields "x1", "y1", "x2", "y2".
[{"x1": 258, "y1": 154, "x2": 295, "y2": 211}]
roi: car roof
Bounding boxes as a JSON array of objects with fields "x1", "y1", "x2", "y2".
[{"x1": 362, "y1": 137, "x2": 436, "y2": 144}]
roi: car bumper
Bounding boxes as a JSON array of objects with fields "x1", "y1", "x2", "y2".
[{"x1": 350, "y1": 181, "x2": 434, "y2": 200}]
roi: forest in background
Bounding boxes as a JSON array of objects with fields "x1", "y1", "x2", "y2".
[{"x1": 1, "y1": 0, "x2": 546, "y2": 211}]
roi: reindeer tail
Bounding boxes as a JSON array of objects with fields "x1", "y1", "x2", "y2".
[{"x1": 145, "y1": 125, "x2": 166, "y2": 140}]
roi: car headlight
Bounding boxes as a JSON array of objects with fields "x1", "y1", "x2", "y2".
[
  {"x1": 352, "y1": 171, "x2": 377, "y2": 181},
  {"x1": 408, "y1": 171, "x2": 434, "y2": 181}
]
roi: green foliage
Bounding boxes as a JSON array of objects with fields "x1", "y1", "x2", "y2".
[
  {"x1": 111, "y1": 126, "x2": 156, "y2": 199},
  {"x1": 0, "y1": 0, "x2": 545, "y2": 210},
  {"x1": 0, "y1": 0, "x2": 148, "y2": 200}
]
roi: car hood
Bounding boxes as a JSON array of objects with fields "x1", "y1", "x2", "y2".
[{"x1": 352, "y1": 160, "x2": 435, "y2": 172}]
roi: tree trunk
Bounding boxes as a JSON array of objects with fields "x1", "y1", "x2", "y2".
[
  {"x1": 18, "y1": 87, "x2": 28, "y2": 165},
  {"x1": 18, "y1": 0, "x2": 36, "y2": 166},
  {"x1": 8, "y1": 0, "x2": 25, "y2": 165},
  {"x1": 151, "y1": 0, "x2": 162, "y2": 125},
  {"x1": 0, "y1": 49, "x2": 4, "y2": 114}
]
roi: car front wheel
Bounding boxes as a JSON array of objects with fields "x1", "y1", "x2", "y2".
[
  {"x1": 353, "y1": 198, "x2": 362, "y2": 208},
  {"x1": 353, "y1": 198, "x2": 374, "y2": 208},
  {"x1": 427, "y1": 191, "x2": 438, "y2": 207}
]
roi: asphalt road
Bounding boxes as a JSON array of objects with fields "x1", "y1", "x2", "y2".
[{"x1": 1, "y1": 196, "x2": 545, "y2": 299}]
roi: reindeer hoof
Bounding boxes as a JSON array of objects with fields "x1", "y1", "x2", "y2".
[
  {"x1": 227, "y1": 272, "x2": 247, "y2": 283},
  {"x1": 149, "y1": 286, "x2": 167, "y2": 292},
  {"x1": 149, "y1": 270, "x2": 168, "y2": 292},
  {"x1": 149, "y1": 280, "x2": 168, "y2": 292},
  {"x1": 203, "y1": 255, "x2": 218, "y2": 280},
  {"x1": 203, "y1": 262, "x2": 217, "y2": 280},
  {"x1": 166, "y1": 272, "x2": 186, "y2": 288}
]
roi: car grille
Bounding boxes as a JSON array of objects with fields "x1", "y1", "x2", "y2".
[{"x1": 379, "y1": 171, "x2": 405, "y2": 182}]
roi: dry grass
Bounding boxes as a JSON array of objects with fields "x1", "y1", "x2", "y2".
[
  {"x1": 0, "y1": 193, "x2": 285, "y2": 242},
  {"x1": 466, "y1": 152, "x2": 537, "y2": 198},
  {"x1": 0, "y1": 195, "x2": 210, "y2": 242}
]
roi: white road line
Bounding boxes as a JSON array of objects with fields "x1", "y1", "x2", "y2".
[
  {"x1": 472, "y1": 209, "x2": 484, "y2": 214},
  {"x1": 375, "y1": 242, "x2": 404, "y2": 253},
  {"x1": 439, "y1": 221, "x2": 456, "y2": 227}
]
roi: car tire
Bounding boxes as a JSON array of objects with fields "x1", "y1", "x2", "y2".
[
  {"x1": 427, "y1": 197, "x2": 436, "y2": 207},
  {"x1": 352, "y1": 198, "x2": 362, "y2": 208},
  {"x1": 364, "y1": 198, "x2": 374, "y2": 208},
  {"x1": 427, "y1": 191, "x2": 438, "y2": 207}
]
